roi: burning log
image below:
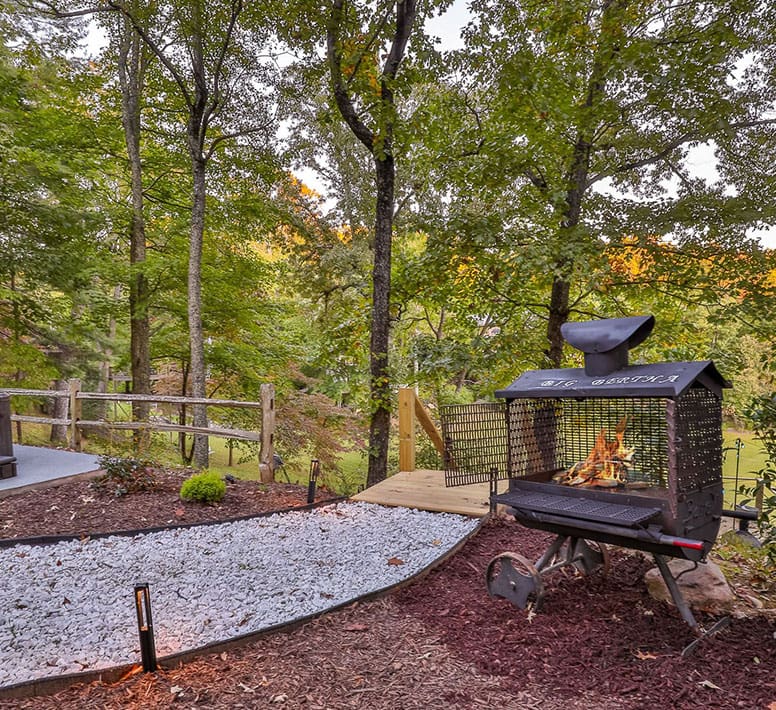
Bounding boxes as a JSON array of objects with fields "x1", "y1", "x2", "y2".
[{"x1": 553, "y1": 416, "x2": 635, "y2": 488}]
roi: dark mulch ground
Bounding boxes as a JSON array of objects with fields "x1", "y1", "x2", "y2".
[
  {"x1": 0, "y1": 475, "x2": 774, "y2": 709},
  {"x1": 0, "y1": 469, "x2": 339, "y2": 540},
  {"x1": 395, "y1": 521, "x2": 776, "y2": 710}
]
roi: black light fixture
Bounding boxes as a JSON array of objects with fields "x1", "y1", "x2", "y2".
[
  {"x1": 307, "y1": 459, "x2": 320, "y2": 505},
  {"x1": 134, "y1": 583, "x2": 158, "y2": 672}
]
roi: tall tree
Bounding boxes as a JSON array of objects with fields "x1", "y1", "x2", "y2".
[
  {"x1": 94, "y1": 0, "x2": 278, "y2": 466},
  {"x1": 456, "y1": 0, "x2": 776, "y2": 365},
  {"x1": 108, "y1": 5, "x2": 153, "y2": 435},
  {"x1": 0, "y1": 13, "x2": 115, "y2": 386},
  {"x1": 326, "y1": 0, "x2": 418, "y2": 486}
]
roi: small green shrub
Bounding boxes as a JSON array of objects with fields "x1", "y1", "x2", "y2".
[
  {"x1": 91, "y1": 456, "x2": 157, "y2": 497},
  {"x1": 180, "y1": 471, "x2": 226, "y2": 504}
]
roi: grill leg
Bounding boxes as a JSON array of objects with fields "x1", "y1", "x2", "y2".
[
  {"x1": 534, "y1": 535, "x2": 568, "y2": 572},
  {"x1": 652, "y1": 554, "x2": 731, "y2": 656},
  {"x1": 652, "y1": 553, "x2": 699, "y2": 631},
  {"x1": 488, "y1": 468, "x2": 499, "y2": 515}
]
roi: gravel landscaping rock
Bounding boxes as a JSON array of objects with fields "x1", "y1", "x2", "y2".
[{"x1": 0, "y1": 502, "x2": 479, "y2": 688}]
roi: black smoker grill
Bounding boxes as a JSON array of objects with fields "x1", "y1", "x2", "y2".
[{"x1": 441, "y1": 315, "x2": 732, "y2": 650}]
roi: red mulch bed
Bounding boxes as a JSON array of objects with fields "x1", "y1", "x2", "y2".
[
  {"x1": 395, "y1": 520, "x2": 776, "y2": 710},
  {"x1": 0, "y1": 469, "x2": 339, "y2": 540},
  {"x1": 0, "y1": 475, "x2": 774, "y2": 709}
]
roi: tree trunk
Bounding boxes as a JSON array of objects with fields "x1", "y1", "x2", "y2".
[
  {"x1": 366, "y1": 156, "x2": 395, "y2": 488},
  {"x1": 49, "y1": 380, "x2": 69, "y2": 444},
  {"x1": 545, "y1": 276, "x2": 570, "y2": 367},
  {"x1": 178, "y1": 360, "x2": 192, "y2": 464},
  {"x1": 188, "y1": 153, "x2": 209, "y2": 468},
  {"x1": 117, "y1": 17, "x2": 152, "y2": 450},
  {"x1": 327, "y1": 0, "x2": 416, "y2": 487},
  {"x1": 542, "y1": 3, "x2": 616, "y2": 366},
  {"x1": 545, "y1": 136, "x2": 591, "y2": 366}
]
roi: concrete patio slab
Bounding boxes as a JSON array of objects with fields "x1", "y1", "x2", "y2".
[{"x1": 0, "y1": 445, "x2": 101, "y2": 497}]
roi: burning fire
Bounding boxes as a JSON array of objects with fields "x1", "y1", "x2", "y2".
[{"x1": 554, "y1": 416, "x2": 635, "y2": 488}]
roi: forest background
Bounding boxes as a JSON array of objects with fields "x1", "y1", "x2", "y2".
[{"x1": 2, "y1": 0, "x2": 776, "y2": 495}]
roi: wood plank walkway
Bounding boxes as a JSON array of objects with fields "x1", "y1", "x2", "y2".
[{"x1": 351, "y1": 469, "x2": 505, "y2": 517}]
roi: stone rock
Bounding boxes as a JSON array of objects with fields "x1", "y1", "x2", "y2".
[{"x1": 644, "y1": 559, "x2": 735, "y2": 614}]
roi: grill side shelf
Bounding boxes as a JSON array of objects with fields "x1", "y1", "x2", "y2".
[{"x1": 493, "y1": 489, "x2": 662, "y2": 528}]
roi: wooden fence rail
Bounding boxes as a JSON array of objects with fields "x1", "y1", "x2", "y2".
[{"x1": 0, "y1": 381, "x2": 277, "y2": 481}]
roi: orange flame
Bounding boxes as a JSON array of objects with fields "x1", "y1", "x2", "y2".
[{"x1": 554, "y1": 416, "x2": 634, "y2": 488}]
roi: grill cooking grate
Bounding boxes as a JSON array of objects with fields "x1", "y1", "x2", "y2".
[{"x1": 493, "y1": 488, "x2": 661, "y2": 527}]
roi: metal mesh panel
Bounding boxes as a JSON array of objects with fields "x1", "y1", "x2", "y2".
[
  {"x1": 506, "y1": 398, "x2": 670, "y2": 488},
  {"x1": 441, "y1": 403, "x2": 508, "y2": 486},
  {"x1": 505, "y1": 400, "x2": 564, "y2": 477},
  {"x1": 673, "y1": 388, "x2": 723, "y2": 492}
]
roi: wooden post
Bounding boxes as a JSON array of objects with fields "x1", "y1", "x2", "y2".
[
  {"x1": 398, "y1": 387, "x2": 416, "y2": 472},
  {"x1": 258, "y1": 383, "x2": 275, "y2": 483},
  {"x1": 69, "y1": 378, "x2": 82, "y2": 451}
]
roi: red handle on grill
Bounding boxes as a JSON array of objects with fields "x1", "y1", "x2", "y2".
[{"x1": 657, "y1": 534, "x2": 705, "y2": 550}]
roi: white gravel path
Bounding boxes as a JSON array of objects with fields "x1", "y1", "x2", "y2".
[{"x1": 0, "y1": 501, "x2": 480, "y2": 688}]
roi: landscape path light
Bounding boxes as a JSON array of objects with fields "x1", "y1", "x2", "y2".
[
  {"x1": 134, "y1": 582, "x2": 158, "y2": 673},
  {"x1": 307, "y1": 459, "x2": 320, "y2": 505}
]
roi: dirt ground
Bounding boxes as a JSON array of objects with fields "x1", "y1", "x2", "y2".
[{"x1": 0, "y1": 470, "x2": 774, "y2": 709}]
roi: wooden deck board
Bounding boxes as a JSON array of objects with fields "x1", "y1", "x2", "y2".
[{"x1": 351, "y1": 469, "x2": 505, "y2": 517}]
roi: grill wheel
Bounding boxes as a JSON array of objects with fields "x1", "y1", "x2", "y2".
[
  {"x1": 485, "y1": 551, "x2": 545, "y2": 611},
  {"x1": 485, "y1": 537, "x2": 611, "y2": 613}
]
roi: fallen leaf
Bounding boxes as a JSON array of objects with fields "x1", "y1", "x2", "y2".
[
  {"x1": 699, "y1": 680, "x2": 722, "y2": 690},
  {"x1": 272, "y1": 694, "x2": 288, "y2": 703},
  {"x1": 170, "y1": 685, "x2": 184, "y2": 695},
  {"x1": 431, "y1": 539, "x2": 442, "y2": 546},
  {"x1": 387, "y1": 557, "x2": 405, "y2": 566},
  {"x1": 118, "y1": 664, "x2": 143, "y2": 682},
  {"x1": 62, "y1": 597, "x2": 70, "y2": 605},
  {"x1": 741, "y1": 593, "x2": 764, "y2": 609},
  {"x1": 633, "y1": 650, "x2": 657, "y2": 660},
  {"x1": 220, "y1": 652, "x2": 228, "y2": 661},
  {"x1": 174, "y1": 507, "x2": 185, "y2": 518},
  {"x1": 343, "y1": 623, "x2": 369, "y2": 632}
]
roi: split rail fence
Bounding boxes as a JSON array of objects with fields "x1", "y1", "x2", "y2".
[{"x1": 0, "y1": 381, "x2": 277, "y2": 481}]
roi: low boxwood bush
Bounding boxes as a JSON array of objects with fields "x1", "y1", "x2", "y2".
[
  {"x1": 179, "y1": 470, "x2": 226, "y2": 504},
  {"x1": 91, "y1": 456, "x2": 157, "y2": 497}
]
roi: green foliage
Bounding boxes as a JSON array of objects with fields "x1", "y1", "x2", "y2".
[
  {"x1": 740, "y1": 395, "x2": 776, "y2": 559},
  {"x1": 714, "y1": 531, "x2": 776, "y2": 599},
  {"x1": 91, "y1": 455, "x2": 157, "y2": 497},
  {"x1": 179, "y1": 470, "x2": 226, "y2": 504}
]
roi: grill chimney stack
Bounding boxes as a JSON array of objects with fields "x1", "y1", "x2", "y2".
[{"x1": 561, "y1": 315, "x2": 655, "y2": 377}]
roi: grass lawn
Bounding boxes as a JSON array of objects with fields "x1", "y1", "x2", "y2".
[{"x1": 723, "y1": 429, "x2": 769, "y2": 509}]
